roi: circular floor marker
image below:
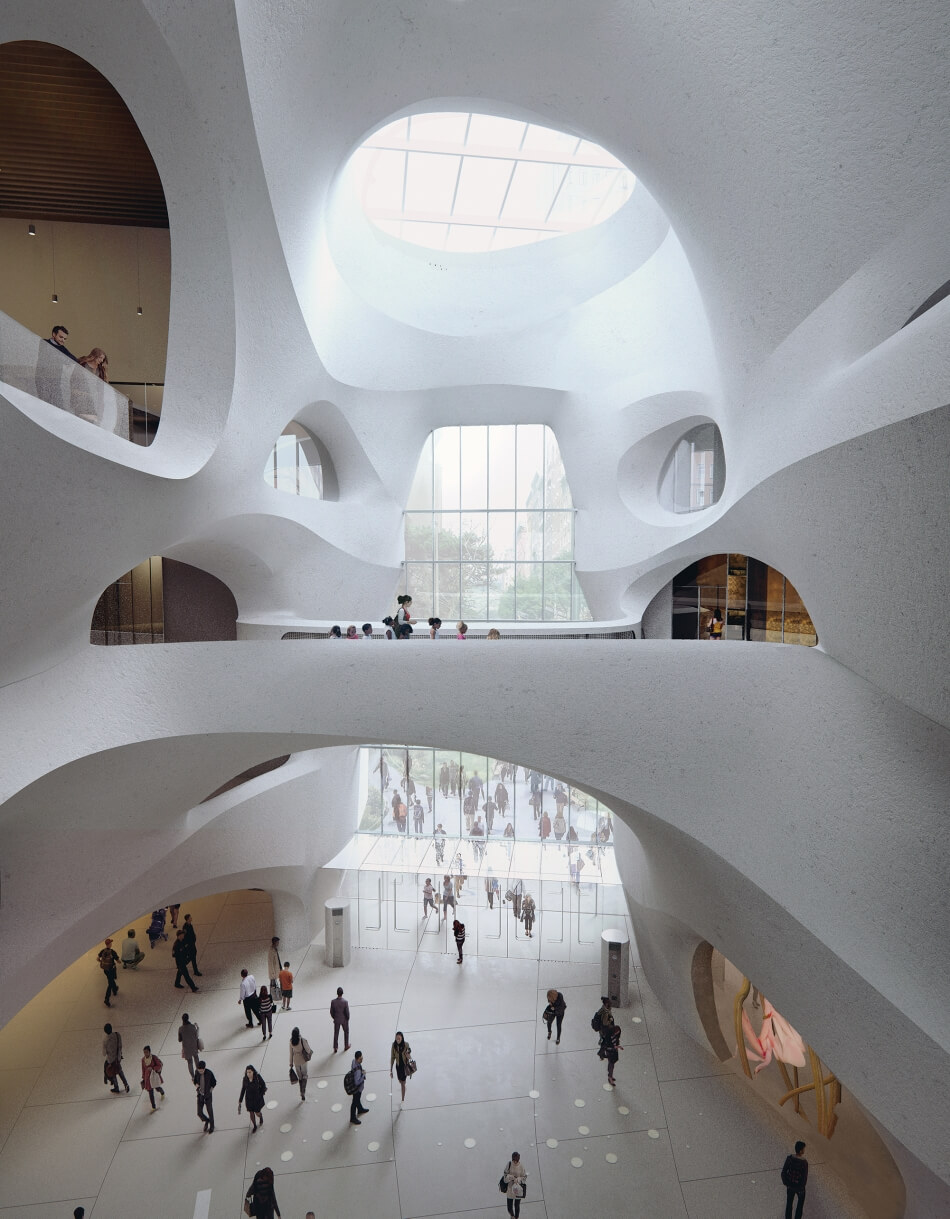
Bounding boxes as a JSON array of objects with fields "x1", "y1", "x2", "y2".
[
  {"x1": 366, "y1": 1093, "x2": 377, "y2": 1102},
  {"x1": 605, "y1": 1153, "x2": 618, "y2": 1164},
  {"x1": 464, "y1": 1137, "x2": 477, "y2": 1148},
  {"x1": 528, "y1": 1089, "x2": 540, "y2": 1099},
  {"x1": 546, "y1": 1138, "x2": 558, "y2": 1148},
  {"x1": 571, "y1": 1157, "x2": 584, "y2": 1168},
  {"x1": 316, "y1": 1080, "x2": 328, "y2": 1089},
  {"x1": 632, "y1": 1016, "x2": 643, "y2": 1023},
  {"x1": 279, "y1": 1123, "x2": 292, "y2": 1133},
  {"x1": 321, "y1": 1131, "x2": 333, "y2": 1141},
  {"x1": 367, "y1": 1141, "x2": 380, "y2": 1152},
  {"x1": 603, "y1": 1082, "x2": 614, "y2": 1091},
  {"x1": 266, "y1": 1100, "x2": 278, "y2": 1109},
  {"x1": 280, "y1": 1150, "x2": 293, "y2": 1162},
  {"x1": 578, "y1": 1125, "x2": 590, "y2": 1135},
  {"x1": 647, "y1": 1129, "x2": 660, "y2": 1139},
  {"x1": 574, "y1": 1099, "x2": 586, "y2": 1107},
  {"x1": 331, "y1": 1103, "x2": 342, "y2": 1112},
  {"x1": 617, "y1": 1106, "x2": 630, "y2": 1115}
]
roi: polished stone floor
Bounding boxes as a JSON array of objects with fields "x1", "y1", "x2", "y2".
[{"x1": 0, "y1": 887, "x2": 867, "y2": 1218}]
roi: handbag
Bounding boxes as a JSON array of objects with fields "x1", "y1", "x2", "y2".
[
  {"x1": 105, "y1": 1061, "x2": 118, "y2": 1079},
  {"x1": 289, "y1": 1066, "x2": 298, "y2": 1083},
  {"x1": 406, "y1": 1058, "x2": 417, "y2": 1076},
  {"x1": 499, "y1": 1161, "x2": 510, "y2": 1194},
  {"x1": 196, "y1": 1033, "x2": 204, "y2": 1051},
  {"x1": 243, "y1": 1200, "x2": 252, "y2": 1216},
  {"x1": 302, "y1": 1040, "x2": 313, "y2": 1062}
]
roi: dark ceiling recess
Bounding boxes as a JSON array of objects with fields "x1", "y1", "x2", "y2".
[
  {"x1": 0, "y1": 41, "x2": 168, "y2": 227},
  {"x1": 902, "y1": 279, "x2": 950, "y2": 329}
]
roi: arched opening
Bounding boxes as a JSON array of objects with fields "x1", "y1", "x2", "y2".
[
  {"x1": 263, "y1": 421, "x2": 337, "y2": 500},
  {"x1": 91, "y1": 557, "x2": 237, "y2": 644},
  {"x1": 0, "y1": 41, "x2": 169, "y2": 443},
  {"x1": 671, "y1": 554, "x2": 817, "y2": 644},
  {"x1": 692, "y1": 941, "x2": 906, "y2": 1218}
]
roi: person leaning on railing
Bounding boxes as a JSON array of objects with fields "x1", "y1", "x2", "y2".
[{"x1": 78, "y1": 348, "x2": 109, "y2": 382}]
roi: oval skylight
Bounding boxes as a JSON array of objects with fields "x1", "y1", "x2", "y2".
[{"x1": 350, "y1": 112, "x2": 635, "y2": 253}]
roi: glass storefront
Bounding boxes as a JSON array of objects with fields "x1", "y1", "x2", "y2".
[{"x1": 672, "y1": 554, "x2": 817, "y2": 645}]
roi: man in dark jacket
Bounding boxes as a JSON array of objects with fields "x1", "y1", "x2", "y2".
[
  {"x1": 181, "y1": 912, "x2": 201, "y2": 974},
  {"x1": 194, "y1": 1060, "x2": 217, "y2": 1132},
  {"x1": 172, "y1": 930, "x2": 199, "y2": 992},
  {"x1": 98, "y1": 939, "x2": 119, "y2": 1006},
  {"x1": 781, "y1": 1141, "x2": 808, "y2": 1219}
]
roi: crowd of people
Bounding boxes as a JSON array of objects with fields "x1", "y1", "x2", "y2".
[{"x1": 329, "y1": 595, "x2": 506, "y2": 640}]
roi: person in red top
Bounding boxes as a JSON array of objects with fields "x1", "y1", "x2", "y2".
[{"x1": 278, "y1": 962, "x2": 293, "y2": 1011}]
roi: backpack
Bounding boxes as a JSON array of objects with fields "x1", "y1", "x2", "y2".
[
  {"x1": 343, "y1": 1071, "x2": 357, "y2": 1095},
  {"x1": 591, "y1": 1009, "x2": 604, "y2": 1033}
]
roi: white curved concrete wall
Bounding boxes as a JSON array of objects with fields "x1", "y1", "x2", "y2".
[{"x1": 1, "y1": 1, "x2": 949, "y2": 1213}]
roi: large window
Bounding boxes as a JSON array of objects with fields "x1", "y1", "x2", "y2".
[
  {"x1": 359, "y1": 746, "x2": 613, "y2": 848},
  {"x1": 350, "y1": 111, "x2": 635, "y2": 253},
  {"x1": 658, "y1": 422, "x2": 725, "y2": 513},
  {"x1": 403, "y1": 424, "x2": 590, "y2": 622}
]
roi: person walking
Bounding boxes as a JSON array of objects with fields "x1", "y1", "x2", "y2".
[
  {"x1": 539, "y1": 810, "x2": 552, "y2": 840},
  {"x1": 542, "y1": 989, "x2": 567, "y2": 1043},
  {"x1": 140, "y1": 1046, "x2": 165, "y2": 1111},
  {"x1": 412, "y1": 797, "x2": 425, "y2": 833},
  {"x1": 194, "y1": 1060, "x2": 216, "y2": 1132},
  {"x1": 330, "y1": 986, "x2": 350, "y2": 1052},
  {"x1": 434, "y1": 824, "x2": 446, "y2": 865},
  {"x1": 98, "y1": 939, "x2": 120, "y2": 1007},
  {"x1": 599, "y1": 1021, "x2": 622, "y2": 1085},
  {"x1": 552, "y1": 809, "x2": 566, "y2": 841},
  {"x1": 347, "y1": 1051, "x2": 368, "y2": 1124},
  {"x1": 485, "y1": 873, "x2": 500, "y2": 909},
  {"x1": 453, "y1": 918, "x2": 466, "y2": 963},
  {"x1": 238, "y1": 1064, "x2": 267, "y2": 1132},
  {"x1": 289, "y1": 1026, "x2": 312, "y2": 1100},
  {"x1": 501, "y1": 1151, "x2": 527, "y2": 1218},
  {"x1": 422, "y1": 877, "x2": 436, "y2": 917},
  {"x1": 181, "y1": 912, "x2": 201, "y2": 975},
  {"x1": 172, "y1": 931, "x2": 199, "y2": 992},
  {"x1": 267, "y1": 936, "x2": 282, "y2": 999},
  {"x1": 483, "y1": 795, "x2": 496, "y2": 835},
  {"x1": 258, "y1": 985, "x2": 274, "y2": 1040},
  {"x1": 177, "y1": 1013, "x2": 201, "y2": 1080},
  {"x1": 781, "y1": 1141, "x2": 809, "y2": 1219},
  {"x1": 521, "y1": 892, "x2": 537, "y2": 937},
  {"x1": 244, "y1": 1166, "x2": 281, "y2": 1218},
  {"x1": 495, "y1": 780, "x2": 509, "y2": 817},
  {"x1": 167, "y1": 903, "x2": 180, "y2": 929},
  {"x1": 278, "y1": 961, "x2": 294, "y2": 1010},
  {"x1": 439, "y1": 761, "x2": 450, "y2": 796},
  {"x1": 120, "y1": 929, "x2": 145, "y2": 969},
  {"x1": 441, "y1": 874, "x2": 456, "y2": 918},
  {"x1": 510, "y1": 878, "x2": 523, "y2": 922},
  {"x1": 390, "y1": 1031, "x2": 414, "y2": 1104},
  {"x1": 102, "y1": 1023, "x2": 130, "y2": 1094},
  {"x1": 239, "y1": 969, "x2": 261, "y2": 1027}
]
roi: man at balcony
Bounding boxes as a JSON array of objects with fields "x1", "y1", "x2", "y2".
[{"x1": 46, "y1": 325, "x2": 78, "y2": 361}]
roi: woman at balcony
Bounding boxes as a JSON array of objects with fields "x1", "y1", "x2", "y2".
[{"x1": 78, "y1": 348, "x2": 109, "y2": 381}]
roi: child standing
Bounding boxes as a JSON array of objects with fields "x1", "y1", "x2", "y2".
[{"x1": 278, "y1": 962, "x2": 294, "y2": 1011}]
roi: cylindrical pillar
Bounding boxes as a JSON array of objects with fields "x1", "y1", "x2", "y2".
[
  {"x1": 601, "y1": 926, "x2": 630, "y2": 1007},
  {"x1": 324, "y1": 898, "x2": 352, "y2": 968}
]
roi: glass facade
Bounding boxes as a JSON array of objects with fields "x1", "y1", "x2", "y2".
[
  {"x1": 359, "y1": 745, "x2": 613, "y2": 847},
  {"x1": 672, "y1": 554, "x2": 817, "y2": 645},
  {"x1": 403, "y1": 424, "x2": 591, "y2": 621},
  {"x1": 264, "y1": 423, "x2": 323, "y2": 499}
]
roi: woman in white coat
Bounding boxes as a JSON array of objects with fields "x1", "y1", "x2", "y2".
[
  {"x1": 289, "y1": 1026, "x2": 312, "y2": 1100},
  {"x1": 502, "y1": 1151, "x2": 527, "y2": 1217}
]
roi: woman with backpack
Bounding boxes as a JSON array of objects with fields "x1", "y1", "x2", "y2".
[
  {"x1": 542, "y1": 989, "x2": 567, "y2": 1043},
  {"x1": 289, "y1": 1026, "x2": 312, "y2": 1100}
]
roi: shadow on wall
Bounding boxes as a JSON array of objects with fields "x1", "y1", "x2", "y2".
[{"x1": 691, "y1": 942, "x2": 906, "y2": 1219}]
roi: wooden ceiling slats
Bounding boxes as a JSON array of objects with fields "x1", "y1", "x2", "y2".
[{"x1": 0, "y1": 41, "x2": 168, "y2": 228}]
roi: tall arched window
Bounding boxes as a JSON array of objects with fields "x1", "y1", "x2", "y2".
[{"x1": 403, "y1": 424, "x2": 590, "y2": 621}]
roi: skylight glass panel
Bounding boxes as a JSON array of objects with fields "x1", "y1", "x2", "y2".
[
  {"x1": 404, "y1": 151, "x2": 460, "y2": 213},
  {"x1": 353, "y1": 111, "x2": 635, "y2": 252}
]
